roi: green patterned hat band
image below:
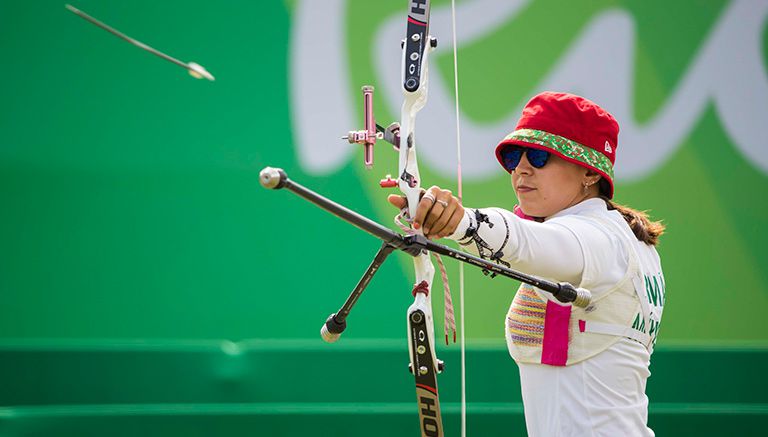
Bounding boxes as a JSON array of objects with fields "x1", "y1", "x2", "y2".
[{"x1": 502, "y1": 128, "x2": 615, "y2": 181}]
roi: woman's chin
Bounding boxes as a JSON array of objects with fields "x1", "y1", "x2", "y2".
[
  {"x1": 518, "y1": 203, "x2": 540, "y2": 217},
  {"x1": 521, "y1": 205, "x2": 555, "y2": 220}
]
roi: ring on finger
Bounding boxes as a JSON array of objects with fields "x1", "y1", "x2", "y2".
[
  {"x1": 422, "y1": 193, "x2": 436, "y2": 203},
  {"x1": 436, "y1": 199, "x2": 448, "y2": 207}
]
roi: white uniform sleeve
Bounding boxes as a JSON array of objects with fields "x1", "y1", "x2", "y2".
[{"x1": 447, "y1": 207, "x2": 622, "y2": 288}]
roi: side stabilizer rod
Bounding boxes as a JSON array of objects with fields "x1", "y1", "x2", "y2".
[{"x1": 320, "y1": 243, "x2": 395, "y2": 343}]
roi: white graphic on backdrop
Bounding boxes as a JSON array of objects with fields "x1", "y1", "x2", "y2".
[
  {"x1": 291, "y1": 0, "x2": 353, "y2": 173},
  {"x1": 292, "y1": 0, "x2": 768, "y2": 180}
]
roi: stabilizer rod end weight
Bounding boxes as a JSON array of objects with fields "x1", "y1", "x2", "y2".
[
  {"x1": 320, "y1": 313, "x2": 347, "y2": 343},
  {"x1": 260, "y1": 167, "x2": 288, "y2": 190},
  {"x1": 555, "y1": 282, "x2": 592, "y2": 308}
]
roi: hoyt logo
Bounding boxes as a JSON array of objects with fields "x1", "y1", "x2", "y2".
[
  {"x1": 419, "y1": 394, "x2": 440, "y2": 436},
  {"x1": 410, "y1": 0, "x2": 428, "y2": 21}
]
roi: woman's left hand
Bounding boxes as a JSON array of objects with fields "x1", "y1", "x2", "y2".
[{"x1": 387, "y1": 186, "x2": 465, "y2": 239}]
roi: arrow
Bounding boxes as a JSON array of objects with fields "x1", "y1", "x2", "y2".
[{"x1": 65, "y1": 4, "x2": 215, "y2": 81}]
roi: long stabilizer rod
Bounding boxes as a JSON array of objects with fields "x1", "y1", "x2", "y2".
[{"x1": 259, "y1": 167, "x2": 591, "y2": 309}]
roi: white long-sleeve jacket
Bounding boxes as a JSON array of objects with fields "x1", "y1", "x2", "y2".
[
  {"x1": 447, "y1": 197, "x2": 666, "y2": 436},
  {"x1": 448, "y1": 198, "x2": 626, "y2": 294}
]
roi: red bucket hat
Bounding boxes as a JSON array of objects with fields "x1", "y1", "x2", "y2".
[{"x1": 495, "y1": 91, "x2": 619, "y2": 198}]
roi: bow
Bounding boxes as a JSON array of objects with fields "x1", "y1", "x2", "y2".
[
  {"x1": 396, "y1": 2, "x2": 448, "y2": 436},
  {"x1": 350, "y1": 1, "x2": 451, "y2": 433},
  {"x1": 312, "y1": 1, "x2": 465, "y2": 434},
  {"x1": 335, "y1": 2, "x2": 453, "y2": 431}
]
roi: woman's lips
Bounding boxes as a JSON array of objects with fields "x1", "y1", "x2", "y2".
[{"x1": 516, "y1": 185, "x2": 536, "y2": 193}]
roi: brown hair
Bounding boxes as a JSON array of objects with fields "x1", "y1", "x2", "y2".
[
  {"x1": 600, "y1": 196, "x2": 664, "y2": 246},
  {"x1": 598, "y1": 179, "x2": 664, "y2": 246}
]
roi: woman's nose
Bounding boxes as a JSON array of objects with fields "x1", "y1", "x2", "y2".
[{"x1": 514, "y1": 152, "x2": 534, "y2": 175}]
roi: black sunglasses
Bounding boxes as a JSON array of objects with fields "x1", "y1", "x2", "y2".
[{"x1": 500, "y1": 145, "x2": 551, "y2": 171}]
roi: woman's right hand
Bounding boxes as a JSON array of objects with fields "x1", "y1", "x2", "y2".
[{"x1": 387, "y1": 186, "x2": 465, "y2": 239}]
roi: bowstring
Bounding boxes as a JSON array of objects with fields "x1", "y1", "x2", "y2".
[{"x1": 450, "y1": 1, "x2": 467, "y2": 436}]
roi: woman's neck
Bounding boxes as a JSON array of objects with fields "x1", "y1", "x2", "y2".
[{"x1": 546, "y1": 187, "x2": 601, "y2": 220}]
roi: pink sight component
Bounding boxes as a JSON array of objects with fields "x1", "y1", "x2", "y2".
[{"x1": 343, "y1": 86, "x2": 382, "y2": 169}]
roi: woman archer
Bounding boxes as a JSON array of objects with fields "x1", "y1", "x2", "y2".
[{"x1": 388, "y1": 91, "x2": 666, "y2": 436}]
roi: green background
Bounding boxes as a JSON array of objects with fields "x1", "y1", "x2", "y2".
[{"x1": 1, "y1": 0, "x2": 766, "y2": 435}]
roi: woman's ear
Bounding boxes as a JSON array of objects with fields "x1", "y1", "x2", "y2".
[{"x1": 584, "y1": 169, "x2": 602, "y2": 187}]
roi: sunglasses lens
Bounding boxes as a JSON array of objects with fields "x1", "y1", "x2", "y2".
[
  {"x1": 527, "y1": 148, "x2": 550, "y2": 168},
  {"x1": 501, "y1": 146, "x2": 524, "y2": 172},
  {"x1": 500, "y1": 145, "x2": 551, "y2": 170}
]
